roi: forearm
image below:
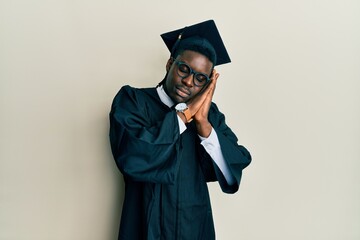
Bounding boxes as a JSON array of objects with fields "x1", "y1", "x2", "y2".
[
  {"x1": 177, "y1": 112, "x2": 212, "y2": 137},
  {"x1": 199, "y1": 127, "x2": 236, "y2": 186},
  {"x1": 195, "y1": 119, "x2": 212, "y2": 138}
]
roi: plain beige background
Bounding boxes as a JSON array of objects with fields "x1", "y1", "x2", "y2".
[{"x1": 1, "y1": 0, "x2": 359, "y2": 239}]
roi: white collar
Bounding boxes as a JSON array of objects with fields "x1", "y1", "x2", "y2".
[{"x1": 156, "y1": 85, "x2": 174, "y2": 108}]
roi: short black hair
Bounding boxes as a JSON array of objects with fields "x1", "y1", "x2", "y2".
[{"x1": 172, "y1": 36, "x2": 217, "y2": 66}]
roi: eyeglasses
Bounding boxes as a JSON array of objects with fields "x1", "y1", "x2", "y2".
[{"x1": 175, "y1": 61, "x2": 210, "y2": 87}]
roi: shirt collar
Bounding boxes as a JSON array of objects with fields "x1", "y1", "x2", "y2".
[{"x1": 156, "y1": 85, "x2": 174, "y2": 108}]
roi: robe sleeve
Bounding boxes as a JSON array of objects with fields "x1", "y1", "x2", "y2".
[
  {"x1": 201, "y1": 103, "x2": 252, "y2": 194},
  {"x1": 109, "y1": 86, "x2": 181, "y2": 184}
]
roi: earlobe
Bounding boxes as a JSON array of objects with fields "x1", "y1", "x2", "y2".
[{"x1": 166, "y1": 57, "x2": 174, "y2": 72}]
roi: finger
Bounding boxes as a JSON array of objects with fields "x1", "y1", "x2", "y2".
[
  {"x1": 209, "y1": 75, "x2": 218, "y2": 94},
  {"x1": 207, "y1": 83, "x2": 216, "y2": 99},
  {"x1": 212, "y1": 68, "x2": 217, "y2": 78},
  {"x1": 211, "y1": 69, "x2": 220, "y2": 80}
]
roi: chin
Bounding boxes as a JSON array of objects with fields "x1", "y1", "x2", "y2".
[
  {"x1": 174, "y1": 95, "x2": 189, "y2": 103},
  {"x1": 172, "y1": 96, "x2": 182, "y2": 104}
]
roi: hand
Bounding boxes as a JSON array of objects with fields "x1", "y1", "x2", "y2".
[
  {"x1": 193, "y1": 69, "x2": 219, "y2": 122},
  {"x1": 190, "y1": 69, "x2": 220, "y2": 137}
]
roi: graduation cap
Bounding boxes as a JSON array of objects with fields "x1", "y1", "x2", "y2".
[{"x1": 160, "y1": 19, "x2": 231, "y2": 66}]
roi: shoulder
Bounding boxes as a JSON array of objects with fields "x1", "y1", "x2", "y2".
[
  {"x1": 209, "y1": 102, "x2": 222, "y2": 115},
  {"x1": 113, "y1": 85, "x2": 156, "y2": 104},
  {"x1": 208, "y1": 102, "x2": 227, "y2": 126},
  {"x1": 116, "y1": 85, "x2": 151, "y2": 97}
]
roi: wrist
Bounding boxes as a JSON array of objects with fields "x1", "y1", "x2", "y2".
[
  {"x1": 175, "y1": 103, "x2": 192, "y2": 123},
  {"x1": 195, "y1": 120, "x2": 212, "y2": 138},
  {"x1": 177, "y1": 112, "x2": 187, "y2": 123}
]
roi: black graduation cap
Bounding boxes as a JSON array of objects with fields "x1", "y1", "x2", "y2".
[{"x1": 160, "y1": 19, "x2": 231, "y2": 66}]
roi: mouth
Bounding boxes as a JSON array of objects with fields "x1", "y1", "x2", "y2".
[{"x1": 175, "y1": 87, "x2": 190, "y2": 98}]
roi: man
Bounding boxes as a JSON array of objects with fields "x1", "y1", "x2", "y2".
[{"x1": 109, "y1": 20, "x2": 251, "y2": 240}]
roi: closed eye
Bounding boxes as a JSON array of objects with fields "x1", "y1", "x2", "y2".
[{"x1": 178, "y1": 64, "x2": 190, "y2": 74}]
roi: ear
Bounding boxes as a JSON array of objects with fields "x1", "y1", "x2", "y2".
[{"x1": 166, "y1": 57, "x2": 174, "y2": 72}]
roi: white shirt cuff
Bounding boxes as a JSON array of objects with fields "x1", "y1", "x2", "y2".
[
  {"x1": 177, "y1": 115, "x2": 187, "y2": 134},
  {"x1": 199, "y1": 128, "x2": 235, "y2": 185}
]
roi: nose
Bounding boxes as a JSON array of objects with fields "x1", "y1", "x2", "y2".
[{"x1": 181, "y1": 74, "x2": 194, "y2": 87}]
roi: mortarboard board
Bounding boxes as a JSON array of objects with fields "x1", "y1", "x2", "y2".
[{"x1": 160, "y1": 19, "x2": 231, "y2": 66}]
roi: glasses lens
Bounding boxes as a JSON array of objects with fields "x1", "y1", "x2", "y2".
[
  {"x1": 194, "y1": 73, "x2": 209, "y2": 86},
  {"x1": 177, "y1": 63, "x2": 191, "y2": 78}
]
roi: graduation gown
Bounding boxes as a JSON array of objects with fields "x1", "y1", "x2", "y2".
[{"x1": 109, "y1": 85, "x2": 251, "y2": 240}]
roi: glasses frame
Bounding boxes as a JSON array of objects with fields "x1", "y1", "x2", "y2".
[{"x1": 174, "y1": 61, "x2": 211, "y2": 87}]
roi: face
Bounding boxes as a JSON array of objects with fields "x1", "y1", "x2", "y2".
[{"x1": 164, "y1": 50, "x2": 213, "y2": 103}]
